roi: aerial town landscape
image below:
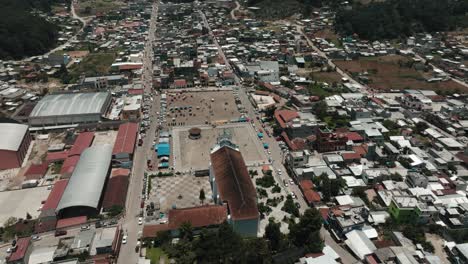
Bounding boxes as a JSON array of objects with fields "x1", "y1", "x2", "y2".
[{"x1": 0, "y1": 0, "x2": 468, "y2": 263}]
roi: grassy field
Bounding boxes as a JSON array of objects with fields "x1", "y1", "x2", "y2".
[
  {"x1": 69, "y1": 52, "x2": 115, "y2": 81},
  {"x1": 334, "y1": 55, "x2": 468, "y2": 93},
  {"x1": 146, "y1": 247, "x2": 169, "y2": 264},
  {"x1": 310, "y1": 71, "x2": 343, "y2": 84},
  {"x1": 77, "y1": 0, "x2": 124, "y2": 16}
]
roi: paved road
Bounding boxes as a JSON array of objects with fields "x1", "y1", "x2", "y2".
[
  {"x1": 295, "y1": 25, "x2": 371, "y2": 95},
  {"x1": 230, "y1": 1, "x2": 240, "y2": 20},
  {"x1": 118, "y1": 2, "x2": 159, "y2": 264},
  {"x1": 200, "y1": 9, "x2": 309, "y2": 210},
  {"x1": 204, "y1": 7, "x2": 357, "y2": 262}
]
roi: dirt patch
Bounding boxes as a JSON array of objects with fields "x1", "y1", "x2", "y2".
[
  {"x1": 67, "y1": 50, "x2": 90, "y2": 59},
  {"x1": 313, "y1": 28, "x2": 340, "y2": 46},
  {"x1": 334, "y1": 55, "x2": 468, "y2": 92}
]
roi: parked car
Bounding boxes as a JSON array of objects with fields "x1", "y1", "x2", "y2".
[
  {"x1": 122, "y1": 235, "x2": 128, "y2": 244},
  {"x1": 55, "y1": 230, "x2": 67, "y2": 237},
  {"x1": 138, "y1": 217, "x2": 143, "y2": 225}
]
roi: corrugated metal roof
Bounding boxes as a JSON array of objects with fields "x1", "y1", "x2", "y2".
[
  {"x1": 0, "y1": 123, "x2": 28, "y2": 151},
  {"x1": 210, "y1": 146, "x2": 258, "y2": 221},
  {"x1": 56, "y1": 145, "x2": 112, "y2": 212},
  {"x1": 112, "y1": 123, "x2": 138, "y2": 156},
  {"x1": 30, "y1": 92, "x2": 110, "y2": 117},
  {"x1": 68, "y1": 132, "x2": 95, "y2": 156},
  {"x1": 102, "y1": 175, "x2": 129, "y2": 210},
  {"x1": 8, "y1": 237, "x2": 30, "y2": 262},
  {"x1": 56, "y1": 216, "x2": 87, "y2": 229},
  {"x1": 42, "y1": 179, "x2": 69, "y2": 211}
]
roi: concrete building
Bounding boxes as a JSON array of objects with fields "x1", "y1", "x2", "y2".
[
  {"x1": 0, "y1": 123, "x2": 31, "y2": 169},
  {"x1": 29, "y1": 92, "x2": 112, "y2": 127}
]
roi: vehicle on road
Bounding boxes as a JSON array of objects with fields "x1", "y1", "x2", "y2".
[
  {"x1": 55, "y1": 230, "x2": 67, "y2": 237},
  {"x1": 289, "y1": 179, "x2": 294, "y2": 185},
  {"x1": 138, "y1": 217, "x2": 143, "y2": 225},
  {"x1": 122, "y1": 235, "x2": 128, "y2": 244},
  {"x1": 80, "y1": 225, "x2": 90, "y2": 231},
  {"x1": 31, "y1": 235, "x2": 41, "y2": 241}
]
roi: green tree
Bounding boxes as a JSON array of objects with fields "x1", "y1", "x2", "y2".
[
  {"x1": 282, "y1": 195, "x2": 300, "y2": 217},
  {"x1": 108, "y1": 205, "x2": 123, "y2": 217},
  {"x1": 179, "y1": 222, "x2": 194, "y2": 241},
  {"x1": 321, "y1": 175, "x2": 331, "y2": 202},
  {"x1": 289, "y1": 208, "x2": 324, "y2": 253},
  {"x1": 312, "y1": 101, "x2": 328, "y2": 120},
  {"x1": 264, "y1": 219, "x2": 282, "y2": 251}
]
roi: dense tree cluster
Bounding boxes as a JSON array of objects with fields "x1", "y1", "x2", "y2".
[
  {"x1": 0, "y1": 0, "x2": 62, "y2": 59},
  {"x1": 335, "y1": 0, "x2": 468, "y2": 40},
  {"x1": 151, "y1": 209, "x2": 324, "y2": 263}
]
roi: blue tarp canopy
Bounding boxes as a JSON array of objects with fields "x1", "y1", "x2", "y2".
[
  {"x1": 257, "y1": 132, "x2": 264, "y2": 138},
  {"x1": 156, "y1": 143, "x2": 170, "y2": 157},
  {"x1": 263, "y1": 143, "x2": 269, "y2": 149}
]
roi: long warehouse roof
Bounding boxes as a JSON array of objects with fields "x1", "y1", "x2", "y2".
[
  {"x1": 30, "y1": 92, "x2": 110, "y2": 117},
  {"x1": 56, "y1": 145, "x2": 113, "y2": 212},
  {"x1": 0, "y1": 123, "x2": 29, "y2": 151}
]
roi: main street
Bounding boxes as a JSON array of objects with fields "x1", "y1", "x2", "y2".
[
  {"x1": 118, "y1": 2, "x2": 159, "y2": 264},
  {"x1": 201, "y1": 7, "x2": 357, "y2": 263},
  {"x1": 199, "y1": 9, "x2": 308, "y2": 210}
]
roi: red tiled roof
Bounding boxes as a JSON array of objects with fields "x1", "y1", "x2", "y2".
[
  {"x1": 274, "y1": 110, "x2": 299, "y2": 129},
  {"x1": 304, "y1": 190, "x2": 321, "y2": 204},
  {"x1": 119, "y1": 64, "x2": 142, "y2": 71},
  {"x1": 168, "y1": 205, "x2": 227, "y2": 229},
  {"x1": 210, "y1": 146, "x2": 258, "y2": 221},
  {"x1": 7, "y1": 237, "x2": 30, "y2": 262},
  {"x1": 111, "y1": 168, "x2": 130, "y2": 178},
  {"x1": 174, "y1": 79, "x2": 187, "y2": 87},
  {"x1": 42, "y1": 179, "x2": 69, "y2": 211},
  {"x1": 46, "y1": 151, "x2": 69, "y2": 163},
  {"x1": 60, "y1": 155, "x2": 80, "y2": 175},
  {"x1": 102, "y1": 175, "x2": 129, "y2": 210},
  {"x1": 344, "y1": 132, "x2": 364, "y2": 142},
  {"x1": 142, "y1": 224, "x2": 171, "y2": 238},
  {"x1": 24, "y1": 163, "x2": 48, "y2": 180},
  {"x1": 56, "y1": 216, "x2": 87, "y2": 229},
  {"x1": 300, "y1": 180, "x2": 314, "y2": 191},
  {"x1": 68, "y1": 132, "x2": 94, "y2": 157},
  {"x1": 365, "y1": 255, "x2": 379, "y2": 264},
  {"x1": 341, "y1": 152, "x2": 362, "y2": 161},
  {"x1": 112, "y1": 123, "x2": 138, "y2": 156},
  {"x1": 319, "y1": 208, "x2": 330, "y2": 221},
  {"x1": 34, "y1": 218, "x2": 57, "y2": 233},
  {"x1": 291, "y1": 138, "x2": 306, "y2": 150},
  {"x1": 143, "y1": 205, "x2": 228, "y2": 238},
  {"x1": 254, "y1": 90, "x2": 270, "y2": 96},
  {"x1": 353, "y1": 144, "x2": 368, "y2": 157},
  {"x1": 281, "y1": 132, "x2": 300, "y2": 151},
  {"x1": 128, "y1": 89, "x2": 144, "y2": 95}
]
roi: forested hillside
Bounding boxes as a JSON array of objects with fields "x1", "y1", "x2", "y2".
[
  {"x1": 246, "y1": 0, "x2": 324, "y2": 18},
  {"x1": 0, "y1": 0, "x2": 61, "y2": 60},
  {"x1": 335, "y1": 0, "x2": 468, "y2": 40}
]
